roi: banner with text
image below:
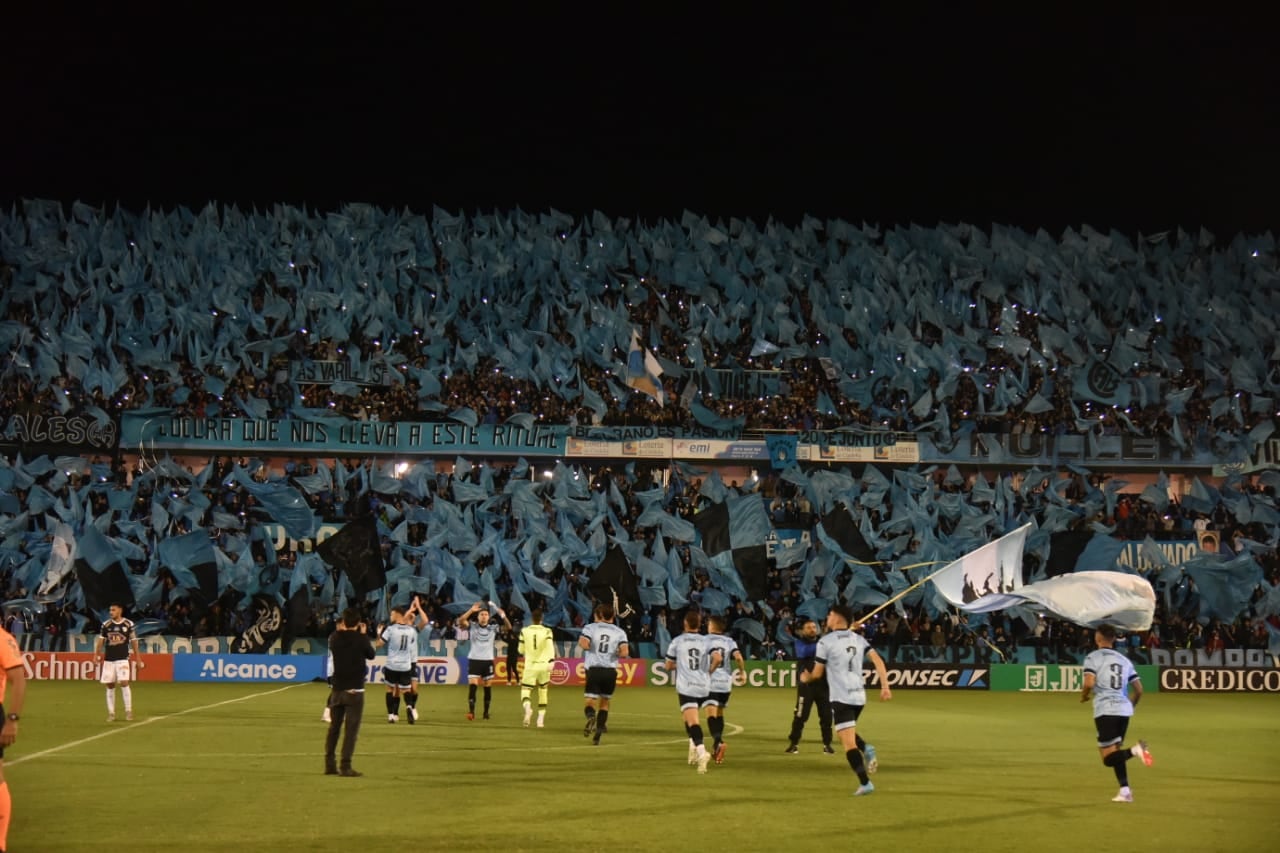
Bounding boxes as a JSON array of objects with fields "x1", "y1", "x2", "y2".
[
  {"x1": 920, "y1": 433, "x2": 1219, "y2": 469},
  {"x1": 22, "y1": 652, "x2": 173, "y2": 682},
  {"x1": 990, "y1": 663, "x2": 1161, "y2": 692},
  {"x1": 649, "y1": 660, "x2": 987, "y2": 689},
  {"x1": 69, "y1": 634, "x2": 331, "y2": 656},
  {"x1": 1158, "y1": 668, "x2": 1280, "y2": 692},
  {"x1": 172, "y1": 653, "x2": 325, "y2": 682},
  {"x1": 2, "y1": 412, "x2": 119, "y2": 455},
  {"x1": 122, "y1": 414, "x2": 567, "y2": 457}
]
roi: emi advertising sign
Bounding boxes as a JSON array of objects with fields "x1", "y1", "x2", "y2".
[
  {"x1": 22, "y1": 652, "x2": 173, "y2": 682},
  {"x1": 1159, "y1": 668, "x2": 1280, "y2": 693}
]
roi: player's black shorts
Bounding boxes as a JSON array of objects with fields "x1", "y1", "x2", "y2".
[
  {"x1": 677, "y1": 693, "x2": 709, "y2": 711},
  {"x1": 1094, "y1": 714, "x2": 1131, "y2": 748},
  {"x1": 383, "y1": 667, "x2": 414, "y2": 687},
  {"x1": 584, "y1": 666, "x2": 618, "y2": 698},
  {"x1": 706, "y1": 691, "x2": 731, "y2": 708},
  {"x1": 468, "y1": 659, "x2": 495, "y2": 681},
  {"x1": 830, "y1": 701, "x2": 865, "y2": 730}
]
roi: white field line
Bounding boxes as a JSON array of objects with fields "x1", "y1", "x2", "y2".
[
  {"x1": 9, "y1": 684, "x2": 305, "y2": 766},
  {"x1": 12, "y1": 692, "x2": 741, "y2": 764}
]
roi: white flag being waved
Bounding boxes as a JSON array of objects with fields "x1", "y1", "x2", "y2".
[
  {"x1": 932, "y1": 524, "x2": 1155, "y2": 631},
  {"x1": 932, "y1": 523, "x2": 1031, "y2": 607},
  {"x1": 961, "y1": 572, "x2": 1156, "y2": 632}
]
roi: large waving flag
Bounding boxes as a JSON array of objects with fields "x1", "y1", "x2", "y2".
[
  {"x1": 934, "y1": 526, "x2": 1155, "y2": 630},
  {"x1": 933, "y1": 524, "x2": 1031, "y2": 605},
  {"x1": 588, "y1": 545, "x2": 642, "y2": 617},
  {"x1": 692, "y1": 492, "x2": 771, "y2": 600},
  {"x1": 962, "y1": 572, "x2": 1156, "y2": 631},
  {"x1": 316, "y1": 516, "x2": 386, "y2": 596},
  {"x1": 625, "y1": 330, "x2": 665, "y2": 406}
]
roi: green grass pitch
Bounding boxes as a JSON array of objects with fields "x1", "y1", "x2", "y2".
[{"x1": 11, "y1": 682, "x2": 1280, "y2": 852}]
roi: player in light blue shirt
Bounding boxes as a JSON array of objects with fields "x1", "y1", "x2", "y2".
[
  {"x1": 377, "y1": 597, "x2": 428, "y2": 723},
  {"x1": 801, "y1": 605, "x2": 891, "y2": 796},
  {"x1": 1080, "y1": 624, "x2": 1153, "y2": 803},
  {"x1": 458, "y1": 601, "x2": 511, "y2": 720},
  {"x1": 664, "y1": 611, "x2": 722, "y2": 774},
  {"x1": 580, "y1": 603, "x2": 630, "y2": 745},
  {"x1": 704, "y1": 615, "x2": 745, "y2": 765}
]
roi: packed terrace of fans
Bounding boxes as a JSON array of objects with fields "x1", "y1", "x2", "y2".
[{"x1": 1, "y1": 202, "x2": 1278, "y2": 656}]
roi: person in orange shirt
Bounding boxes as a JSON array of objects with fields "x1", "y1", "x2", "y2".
[{"x1": 0, "y1": 624, "x2": 27, "y2": 853}]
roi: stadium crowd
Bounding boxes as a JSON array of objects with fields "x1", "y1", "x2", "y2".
[{"x1": 1, "y1": 203, "x2": 1279, "y2": 659}]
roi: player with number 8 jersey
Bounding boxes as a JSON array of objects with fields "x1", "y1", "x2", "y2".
[{"x1": 579, "y1": 603, "x2": 629, "y2": 745}]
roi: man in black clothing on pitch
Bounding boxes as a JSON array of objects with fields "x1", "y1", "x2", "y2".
[{"x1": 324, "y1": 608, "x2": 376, "y2": 777}]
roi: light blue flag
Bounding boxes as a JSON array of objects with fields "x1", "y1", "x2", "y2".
[
  {"x1": 726, "y1": 492, "x2": 771, "y2": 548},
  {"x1": 449, "y1": 407, "x2": 479, "y2": 428},
  {"x1": 699, "y1": 588, "x2": 732, "y2": 613},
  {"x1": 231, "y1": 468, "x2": 316, "y2": 539},
  {"x1": 795, "y1": 597, "x2": 830, "y2": 620},
  {"x1": 689, "y1": 397, "x2": 745, "y2": 434},
  {"x1": 1182, "y1": 552, "x2": 1263, "y2": 622}
]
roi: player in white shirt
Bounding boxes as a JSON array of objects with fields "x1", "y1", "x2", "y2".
[
  {"x1": 1080, "y1": 624, "x2": 1153, "y2": 803},
  {"x1": 664, "y1": 611, "x2": 722, "y2": 774},
  {"x1": 377, "y1": 597, "x2": 429, "y2": 723},
  {"x1": 801, "y1": 605, "x2": 891, "y2": 796},
  {"x1": 458, "y1": 601, "x2": 511, "y2": 720},
  {"x1": 704, "y1": 614, "x2": 746, "y2": 765},
  {"x1": 579, "y1": 603, "x2": 630, "y2": 744}
]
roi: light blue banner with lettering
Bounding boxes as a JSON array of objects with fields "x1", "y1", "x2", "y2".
[{"x1": 122, "y1": 413, "x2": 567, "y2": 456}]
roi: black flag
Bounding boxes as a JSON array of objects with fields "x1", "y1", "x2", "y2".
[
  {"x1": 73, "y1": 558, "x2": 135, "y2": 612},
  {"x1": 316, "y1": 517, "x2": 387, "y2": 596},
  {"x1": 588, "y1": 546, "x2": 641, "y2": 618},
  {"x1": 819, "y1": 504, "x2": 877, "y2": 564},
  {"x1": 232, "y1": 593, "x2": 284, "y2": 653}
]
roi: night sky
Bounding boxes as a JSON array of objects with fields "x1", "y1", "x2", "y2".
[{"x1": 4, "y1": 7, "x2": 1276, "y2": 238}]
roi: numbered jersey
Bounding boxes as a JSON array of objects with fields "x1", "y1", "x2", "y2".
[
  {"x1": 520, "y1": 623, "x2": 556, "y2": 665},
  {"x1": 1082, "y1": 647, "x2": 1138, "y2": 717},
  {"x1": 469, "y1": 622, "x2": 499, "y2": 661},
  {"x1": 814, "y1": 629, "x2": 870, "y2": 706},
  {"x1": 581, "y1": 621, "x2": 628, "y2": 669},
  {"x1": 381, "y1": 623, "x2": 420, "y2": 671},
  {"x1": 100, "y1": 618, "x2": 135, "y2": 662},
  {"x1": 706, "y1": 633, "x2": 739, "y2": 692},
  {"x1": 666, "y1": 632, "x2": 711, "y2": 697}
]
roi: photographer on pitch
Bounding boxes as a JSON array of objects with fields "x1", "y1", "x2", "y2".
[{"x1": 324, "y1": 608, "x2": 376, "y2": 777}]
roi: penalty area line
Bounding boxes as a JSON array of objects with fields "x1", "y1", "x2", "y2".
[{"x1": 9, "y1": 684, "x2": 306, "y2": 767}]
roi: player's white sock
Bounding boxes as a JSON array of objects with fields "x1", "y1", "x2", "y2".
[
  {"x1": 537, "y1": 710, "x2": 545, "y2": 725},
  {"x1": 121, "y1": 686, "x2": 133, "y2": 714},
  {"x1": 106, "y1": 688, "x2": 116, "y2": 716},
  {"x1": 696, "y1": 744, "x2": 708, "y2": 758}
]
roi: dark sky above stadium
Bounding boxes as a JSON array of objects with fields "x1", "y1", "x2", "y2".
[{"x1": 4, "y1": 7, "x2": 1276, "y2": 238}]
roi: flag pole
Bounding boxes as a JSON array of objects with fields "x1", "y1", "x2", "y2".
[{"x1": 852, "y1": 560, "x2": 947, "y2": 627}]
